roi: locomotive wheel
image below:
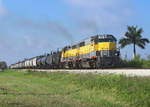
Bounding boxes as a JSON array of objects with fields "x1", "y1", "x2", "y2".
[
  {"x1": 68, "y1": 62, "x2": 73, "y2": 69},
  {"x1": 72, "y1": 62, "x2": 77, "y2": 69},
  {"x1": 60, "y1": 63, "x2": 65, "y2": 69},
  {"x1": 89, "y1": 61, "x2": 95, "y2": 69},
  {"x1": 75, "y1": 62, "x2": 80, "y2": 69},
  {"x1": 96, "y1": 62, "x2": 104, "y2": 69},
  {"x1": 78, "y1": 61, "x2": 83, "y2": 69}
]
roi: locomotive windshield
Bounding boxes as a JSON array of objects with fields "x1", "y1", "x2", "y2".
[{"x1": 99, "y1": 38, "x2": 116, "y2": 42}]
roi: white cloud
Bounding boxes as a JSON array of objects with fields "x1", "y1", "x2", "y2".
[
  {"x1": 64, "y1": 0, "x2": 131, "y2": 37},
  {"x1": 0, "y1": 0, "x2": 7, "y2": 15},
  {"x1": 65, "y1": 0, "x2": 120, "y2": 8},
  {"x1": 24, "y1": 36, "x2": 47, "y2": 49}
]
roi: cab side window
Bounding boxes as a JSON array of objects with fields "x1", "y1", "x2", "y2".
[
  {"x1": 80, "y1": 42, "x2": 85, "y2": 47},
  {"x1": 99, "y1": 39, "x2": 105, "y2": 42},
  {"x1": 94, "y1": 38, "x2": 99, "y2": 44},
  {"x1": 72, "y1": 45, "x2": 77, "y2": 49}
]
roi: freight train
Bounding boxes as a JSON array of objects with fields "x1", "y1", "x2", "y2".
[{"x1": 10, "y1": 34, "x2": 120, "y2": 69}]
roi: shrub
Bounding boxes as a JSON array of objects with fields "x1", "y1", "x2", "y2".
[
  {"x1": 120, "y1": 54, "x2": 150, "y2": 68},
  {"x1": 0, "y1": 61, "x2": 7, "y2": 70}
]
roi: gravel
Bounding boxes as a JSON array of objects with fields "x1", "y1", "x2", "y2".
[{"x1": 20, "y1": 69, "x2": 150, "y2": 77}]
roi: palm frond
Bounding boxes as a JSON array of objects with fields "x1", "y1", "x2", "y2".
[
  {"x1": 126, "y1": 26, "x2": 141, "y2": 39},
  {"x1": 125, "y1": 32, "x2": 132, "y2": 38},
  {"x1": 140, "y1": 38, "x2": 150, "y2": 43},
  {"x1": 127, "y1": 26, "x2": 134, "y2": 33},
  {"x1": 136, "y1": 38, "x2": 149, "y2": 49},
  {"x1": 137, "y1": 43, "x2": 145, "y2": 49},
  {"x1": 119, "y1": 38, "x2": 132, "y2": 48},
  {"x1": 137, "y1": 28, "x2": 143, "y2": 35}
]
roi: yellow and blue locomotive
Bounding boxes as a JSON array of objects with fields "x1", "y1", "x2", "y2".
[{"x1": 61, "y1": 34, "x2": 120, "y2": 68}]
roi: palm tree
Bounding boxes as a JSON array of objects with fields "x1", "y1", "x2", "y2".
[{"x1": 119, "y1": 25, "x2": 149, "y2": 58}]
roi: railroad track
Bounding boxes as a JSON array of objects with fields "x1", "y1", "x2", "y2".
[{"x1": 15, "y1": 69, "x2": 150, "y2": 77}]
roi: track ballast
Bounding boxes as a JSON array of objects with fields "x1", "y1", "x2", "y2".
[{"x1": 14, "y1": 69, "x2": 150, "y2": 77}]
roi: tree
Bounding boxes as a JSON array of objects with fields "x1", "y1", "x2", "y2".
[
  {"x1": 147, "y1": 54, "x2": 150, "y2": 61},
  {"x1": 119, "y1": 25, "x2": 149, "y2": 58},
  {"x1": 0, "y1": 61, "x2": 7, "y2": 70}
]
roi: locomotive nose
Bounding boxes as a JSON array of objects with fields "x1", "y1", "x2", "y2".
[
  {"x1": 98, "y1": 42, "x2": 116, "y2": 51},
  {"x1": 109, "y1": 42, "x2": 116, "y2": 50}
]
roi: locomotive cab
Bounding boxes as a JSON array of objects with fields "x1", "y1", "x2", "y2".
[{"x1": 93, "y1": 35, "x2": 120, "y2": 67}]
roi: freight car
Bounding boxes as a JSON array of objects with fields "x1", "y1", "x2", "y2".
[
  {"x1": 10, "y1": 34, "x2": 120, "y2": 69},
  {"x1": 35, "y1": 52, "x2": 61, "y2": 69}
]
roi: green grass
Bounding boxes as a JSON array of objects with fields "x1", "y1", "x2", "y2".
[
  {"x1": 0, "y1": 70, "x2": 150, "y2": 107},
  {"x1": 120, "y1": 55, "x2": 150, "y2": 68}
]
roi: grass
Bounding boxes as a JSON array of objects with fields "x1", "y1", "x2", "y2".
[
  {"x1": 120, "y1": 55, "x2": 150, "y2": 68},
  {"x1": 0, "y1": 70, "x2": 150, "y2": 107}
]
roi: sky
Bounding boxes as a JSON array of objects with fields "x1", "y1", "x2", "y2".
[{"x1": 0, "y1": 0, "x2": 150, "y2": 65}]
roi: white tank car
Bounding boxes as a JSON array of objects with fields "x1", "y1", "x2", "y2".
[
  {"x1": 27, "y1": 60, "x2": 30, "y2": 68},
  {"x1": 25, "y1": 60, "x2": 30, "y2": 68},
  {"x1": 22, "y1": 61, "x2": 25, "y2": 68},
  {"x1": 32, "y1": 57, "x2": 37, "y2": 67},
  {"x1": 25, "y1": 60, "x2": 28, "y2": 68},
  {"x1": 24, "y1": 57, "x2": 37, "y2": 68},
  {"x1": 13, "y1": 64, "x2": 16, "y2": 69},
  {"x1": 17, "y1": 63, "x2": 19, "y2": 68},
  {"x1": 20, "y1": 62, "x2": 22, "y2": 68},
  {"x1": 20, "y1": 62, "x2": 25, "y2": 68},
  {"x1": 12, "y1": 64, "x2": 17, "y2": 69},
  {"x1": 15, "y1": 63, "x2": 18, "y2": 68},
  {"x1": 29, "y1": 59, "x2": 32, "y2": 67},
  {"x1": 10, "y1": 65, "x2": 14, "y2": 69},
  {"x1": 18, "y1": 63, "x2": 21, "y2": 68}
]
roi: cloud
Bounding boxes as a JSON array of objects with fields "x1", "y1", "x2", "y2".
[
  {"x1": 65, "y1": 0, "x2": 120, "y2": 7},
  {"x1": 64, "y1": 0, "x2": 131, "y2": 37},
  {"x1": 24, "y1": 36, "x2": 45, "y2": 48},
  {"x1": 23, "y1": 35, "x2": 53, "y2": 51},
  {"x1": 0, "y1": 0, "x2": 7, "y2": 15}
]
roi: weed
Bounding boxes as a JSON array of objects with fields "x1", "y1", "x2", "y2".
[{"x1": 0, "y1": 70, "x2": 150, "y2": 106}]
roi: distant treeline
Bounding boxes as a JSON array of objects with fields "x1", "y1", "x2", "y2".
[{"x1": 0, "y1": 61, "x2": 7, "y2": 69}]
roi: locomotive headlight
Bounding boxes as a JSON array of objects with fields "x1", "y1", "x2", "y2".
[
  {"x1": 104, "y1": 52, "x2": 107, "y2": 55},
  {"x1": 115, "y1": 51, "x2": 120, "y2": 56},
  {"x1": 103, "y1": 51, "x2": 107, "y2": 56}
]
